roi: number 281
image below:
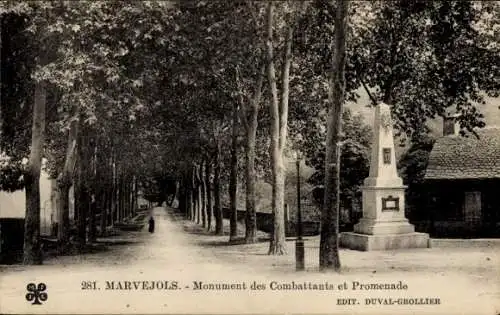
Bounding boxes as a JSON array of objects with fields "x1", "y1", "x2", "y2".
[{"x1": 81, "y1": 281, "x2": 98, "y2": 290}]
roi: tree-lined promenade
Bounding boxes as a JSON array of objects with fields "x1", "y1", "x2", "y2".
[
  {"x1": 0, "y1": 1, "x2": 498, "y2": 269},
  {"x1": 0, "y1": 207, "x2": 498, "y2": 314}
]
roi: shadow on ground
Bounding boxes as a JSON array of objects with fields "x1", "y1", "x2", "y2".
[
  {"x1": 197, "y1": 237, "x2": 271, "y2": 247},
  {"x1": 1, "y1": 243, "x2": 120, "y2": 265},
  {"x1": 44, "y1": 242, "x2": 125, "y2": 258},
  {"x1": 180, "y1": 219, "x2": 271, "y2": 247}
]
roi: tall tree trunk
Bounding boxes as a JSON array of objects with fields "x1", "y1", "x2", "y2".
[
  {"x1": 200, "y1": 162, "x2": 207, "y2": 228},
  {"x1": 125, "y1": 177, "x2": 130, "y2": 217},
  {"x1": 320, "y1": 0, "x2": 349, "y2": 271},
  {"x1": 132, "y1": 176, "x2": 137, "y2": 215},
  {"x1": 244, "y1": 139, "x2": 257, "y2": 243},
  {"x1": 178, "y1": 177, "x2": 187, "y2": 215},
  {"x1": 187, "y1": 168, "x2": 194, "y2": 220},
  {"x1": 125, "y1": 179, "x2": 132, "y2": 218},
  {"x1": 107, "y1": 180, "x2": 112, "y2": 227},
  {"x1": 88, "y1": 136, "x2": 97, "y2": 243},
  {"x1": 214, "y1": 143, "x2": 223, "y2": 235},
  {"x1": 111, "y1": 158, "x2": 117, "y2": 224},
  {"x1": 117, "y1": 165, "x2": 122, "y2": 222},
  {"x1": 75, "y1": 156, "x2": 84, "y2": 249},
  {"x1": 125, "y1": 178, "x2": 129, "y2": 217},
  {"x1": 192, "y1": 165, "x2": 198, "y2": 222},
  {"x1": 99, "y1": 187, "x2": 107, "y2": 237},
  {"x1": 191, "y1": 166, "x2": 195, "y2": 221},
  {"x1": 121, "y1": 175, "x2": 125, "y2": 220},
  {"x1": 57, "y1": 183, "x2": 71, "y2": 248},
  {"x1": 106, "y1": 181, "x2": 113, "y2": 226},
  {"x1": 115, "y1": 172, "x2": 120, "y2": 222},
  {"x1": 244, "y1": 64, "x2": 265, "y2": 244},
  {"x1": 110, "y1": 154, "x2": 116, "y2": 225},
  {"x1": 205, "y1": 161, "x2": 213, "y2": 231},
  {"x1": 75, "y1": 124, "x2": 90, "y2": 251},
  {"x1": 89, "y1": 193, "x2": 97, "y2": 243},
  {"x1": 23, "y1": 81, "x2": 46, "y2": 265},
  {"x1": 124, "y1": 176, "x2": 129, "y2": 217},
  {"x1": 129, "y1": 179, "x2": 134, "y2": 216},
  {"x1": 266, "y1": 3, "x2": 293, "y2": 255},
  {"x1": 196, "y1": 166, "x2": 202, "y2": 225},
  {"x1": 118, "y1": 173, "x2": 124, "y2": 221},
  {"x1": 121, "y1": 177, "x2": 126, "y2": 219},
  {"x1": 98, "y1": 141, "x2": 109, "y2": 237},
  {"x1": 186, "y1": 185, "x2": 193, "y2": 220},
  {"x1": 57, "y1": 118, "x2": 78, "y2": 252},
  {"x1": 123, "y1": 177, "x2": 129, "y2": 219},
  {"x1": 229, "y1": 103, "x2": 239, "y2": 241}
]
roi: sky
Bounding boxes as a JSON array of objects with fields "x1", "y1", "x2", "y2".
[{"x1": 347, "y1": 90, "x2": 500, "y2": 137}]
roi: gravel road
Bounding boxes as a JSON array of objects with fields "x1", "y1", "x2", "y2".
[{"x1": 1, "y1": 206, "x2": 498, "y2": 315}]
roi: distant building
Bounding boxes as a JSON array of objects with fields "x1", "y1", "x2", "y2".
[
  {"x1": 0, "y1": 165, "x2": 56, "y2": 262},
  {"x1": 423, "y1": 117, "x2": 500, "y2": 237},
  {"x1": 0, "y1": 168, "x2": 55, "y2": 235}
]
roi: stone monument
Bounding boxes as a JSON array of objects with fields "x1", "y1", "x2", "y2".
[{"x1": 340, "y1": 103, "x2": 429, "y2": 251}]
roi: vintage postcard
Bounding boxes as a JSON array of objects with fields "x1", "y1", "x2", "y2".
[{"x1": 1, "y1": 1, "x2": 499, "y2": 314}]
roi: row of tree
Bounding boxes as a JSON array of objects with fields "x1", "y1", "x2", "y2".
[{"x1": 1, "y1": 1, "x2": 498, "y2": 270}]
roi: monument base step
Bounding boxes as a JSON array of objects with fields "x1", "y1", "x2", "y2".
[
  {"x1": 354, "y1": 219, "x2": 415, "y2": 235},
  {"x1": 339, "y1": 232, "x2": 430, "y2": 251}
]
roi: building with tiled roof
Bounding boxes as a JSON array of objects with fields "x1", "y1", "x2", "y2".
[
  {"x1": 425, "y1": 127, "x2": 500, "y2": 180},
  {"x1": 422, "y1": 118, "x2": 500, "y2": 237}
]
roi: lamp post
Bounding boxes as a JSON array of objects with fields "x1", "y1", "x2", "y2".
[{"x1": 295, "y1": 154, "x2": 305, "y2": 271}]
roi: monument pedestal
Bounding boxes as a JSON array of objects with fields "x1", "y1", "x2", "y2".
[
  {"x1": 340, "y1": 103, "x2": 429, "y2": 251},
  {"x1": 340, "y1": 187, "x2": 429, "y2": 251},
  {"x1": 340, "y1": 232, "x2": 430, "y2": 251}
]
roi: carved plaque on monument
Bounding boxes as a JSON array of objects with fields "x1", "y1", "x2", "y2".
[{"x1": 381, "y1": 195, "x2": 399, "y2": 211}]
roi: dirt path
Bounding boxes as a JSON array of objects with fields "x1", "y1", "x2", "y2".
[{"x1": 1, "y1": 206, "x2": 499, "y2": 315}]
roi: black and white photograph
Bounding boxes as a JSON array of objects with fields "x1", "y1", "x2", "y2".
[{"x1": 0, "y1": 1, "x2": 499, "y2": 314}]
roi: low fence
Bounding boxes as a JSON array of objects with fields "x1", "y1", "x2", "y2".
[
  {"x1": 412, "y1": 220, "x2": 500, "y2": 238},
  {"x1": 222, "y1": 207, "x2": 321, "y2": 237}
]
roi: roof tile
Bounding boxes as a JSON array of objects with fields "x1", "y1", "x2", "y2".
[{"x1": 425, "y1": 128, "x2": 500, "y2": 180}]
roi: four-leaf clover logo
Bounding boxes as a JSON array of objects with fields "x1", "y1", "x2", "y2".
[{"x1": 25, "y1": 283, "x2": 47, "y2": 305}]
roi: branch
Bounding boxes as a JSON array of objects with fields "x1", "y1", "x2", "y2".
[
  {"x1": 235, "y1": 65, "x2": 249, "y2": 131},
  {"x1": 210, "y1": 120, "x2": 218, "y2": 144},
  {"x1": 266, "y1": 2, "x2": 280, "y2": 133},
  {"x1": 383, "y1": 28, "x2": 401, "y2": 104},
  {"x1": 360, "y1": 78, "x2": 378, "y2": 106},
  {"x1": 252, "y1": 62, "x2": 266, "y2": 109},
  {"x1": 278, "y1": 22, "x2": 293, "y2": 150}
]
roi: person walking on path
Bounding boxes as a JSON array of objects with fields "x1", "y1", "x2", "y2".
[{"x1": 148, "y1": 216, "x2": 155, "y2": 233}]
